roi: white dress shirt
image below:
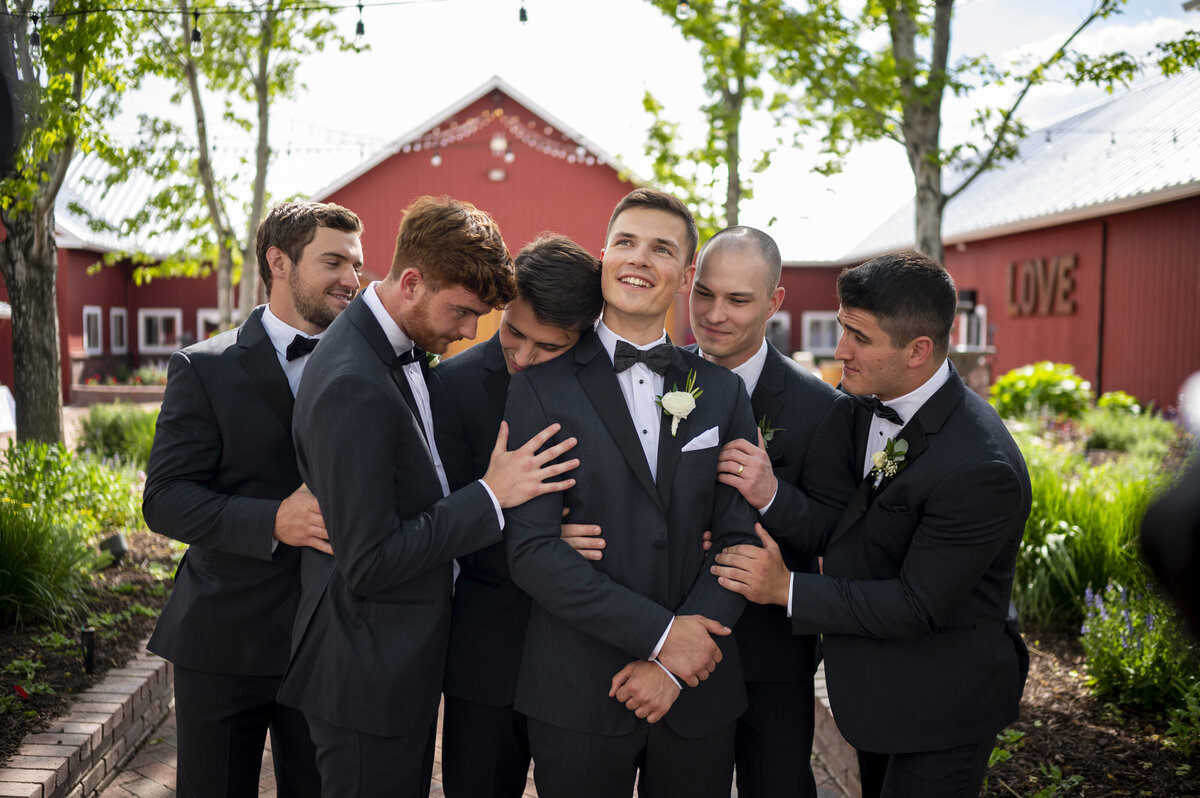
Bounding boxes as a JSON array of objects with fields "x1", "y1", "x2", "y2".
[{"x1": 261, "y1": 305, "x2": 322, "y2": 398}]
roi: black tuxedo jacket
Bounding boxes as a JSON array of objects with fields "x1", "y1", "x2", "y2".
[
  {"x1": 278, "y1": 295, "x2": 501, "y2": 737},
  {"x1": 504, "y1": 329, "x2": 759, "y2": 739},
  {"x1": 697, "y1": 342, "x2": 857, "y2": 683},
  {"x1": 788, "y1": 365, "x2": 1031, "y2": 753},
  {"x1": 144, "y1": 306, "x2": 304, "y2": 677},
  {"x1": 428, "y1": 334, "x2": 528, "y2": 706}
]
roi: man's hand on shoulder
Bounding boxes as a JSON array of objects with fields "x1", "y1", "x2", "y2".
[
  {"x1": 273, "y1": 483, "x2": 332, "y2": 555},
  {"x1": 657, "y1": 615, "x2": 730, "y2": 687},
  {"x1": 609, "y1": 660, "x2": 680, "y2": 723},
  {"x1": 483, "y1": 421, "x2": 579, "y2": 509}
]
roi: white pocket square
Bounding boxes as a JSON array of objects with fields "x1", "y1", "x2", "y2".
[{"x1": 681, "y1": 426, "x2": 720, "y2": 452}]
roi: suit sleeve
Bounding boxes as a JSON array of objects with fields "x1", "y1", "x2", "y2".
[
  {"x1": 673, "y1": 384, "x2": 758, "y2": 626},
  {"x1": 503, "y1": 374, "x2": 676, "y2": 661},
  {"x1": 142, "y1": 351, "x2": 278, "y2": 561},
  {"x1": 761, "y1": 394, "x2": 857, "y2": 552},
  {"x1": 789, "y1": 458, "x2": 1026, "y2": 638},
  {"x1": 298, "y1": 368, "x2": 500, "y2": 597}
]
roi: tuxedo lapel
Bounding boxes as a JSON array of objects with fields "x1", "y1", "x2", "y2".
[
  {"x1": 575, "y1": 332, "x2": 663, "y2": 511},
  {"x1": 236, "y1": 310, "x2": 293, "y2": 436},
  {"x1": 653, "y1": 349, "x2": 690, "y2": 508},
  {"x1": 345, "y1": 297, "x2": 425, "y2": 437},
  {"x1": 482, "y1": 338, "x2": 510, "y2": 417},
  {"x1": 751, "y1": 348, "x2": 786, "y2": 459}
]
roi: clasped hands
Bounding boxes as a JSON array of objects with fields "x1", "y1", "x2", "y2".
[{"x1": 608, "y1": 615, "x2": 730, "y2": 723}]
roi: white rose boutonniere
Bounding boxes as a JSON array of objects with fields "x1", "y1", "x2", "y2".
[
  {"x1": 869, "y1": 437, "x2": 909, "y2": 488},
  {"x1": 424, "y1": 351, "x2": 441, "y2": 369},
  {"x1": 656, "y1": 369, "x2": 703, "y2": 437}
]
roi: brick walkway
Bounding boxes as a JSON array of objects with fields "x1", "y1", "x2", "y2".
[{"x1": 102, "y1": 697, "x2": 850, "y2": 798}]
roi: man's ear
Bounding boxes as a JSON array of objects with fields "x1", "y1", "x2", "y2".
[
  {"x1": 266, "y1": 246, "x2": 289, "y2": 281},
  {"x1": 907, "y1": 336, "x2": 934, "y2": 368},
  {"x1": 397, "y1": 266, "x2": 424, "y2": 300},
  {"x1": 677, "y1": 263, "x2": 694, "y2": 296},
  {"x1": 768, "y1": 286, "x2": 786, "y2": 316}
]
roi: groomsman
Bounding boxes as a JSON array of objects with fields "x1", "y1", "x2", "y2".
[
  {"x1": 144, "y1": 201, "x2": 363, "y2": 797},
  {"x1": 687, "y1": 226, "x2": 856, "y2": 798},
  {"x1": 279, "y1": 196, "x2": 580, "y2": 797},
  {"x1": 504, "y1": 188, "x2": 760, "y2": 798},
  {"x1": 712, "y1": 251, "x2": 1031, "y2": 798},
  {"x1": 432, "y1": 234, "x2": 605, "y2": 798}
]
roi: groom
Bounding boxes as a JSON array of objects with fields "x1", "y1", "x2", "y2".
[
  {"x1": 712, "y1": 250, "x2": 1031, "y2": 798},
  {"x1": 503, "y1": 188, "x2": 759, "y2": 798}
]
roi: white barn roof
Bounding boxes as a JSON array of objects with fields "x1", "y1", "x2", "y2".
[{"x1": 845, "y1": 70, "x2": 1200, "y2": 261}]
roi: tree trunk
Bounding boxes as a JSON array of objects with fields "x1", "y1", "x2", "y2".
[
  {"x1": 238, "y1": 10, "x2": 274, "y2": 320},
  {"x1": 0, "y1": 210, "x2": 64, "y2": 443}
]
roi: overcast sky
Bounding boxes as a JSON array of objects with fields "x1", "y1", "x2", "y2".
[{"x1": 114, "y1": 0, "x2": 1197, "y2": 260}]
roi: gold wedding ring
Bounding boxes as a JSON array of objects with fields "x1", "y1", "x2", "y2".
[{"x1": 737, "y1": 464, "x2": 744, "y2": 476}]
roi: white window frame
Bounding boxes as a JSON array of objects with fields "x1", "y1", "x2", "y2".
[
  {"x1": 137, "y1": 308, "x2": 183, "y2": 355},
  {"x1": 953, "y1": 304, "x2": 989, "y2": 351},
  {"x1": 800, "y1": 310, "x2": 841, "y2": 358},
  {"x1": 197, "y1": 309, "x2": 220, "y2": 342},
  {"x1": 83, "y1": 305, "x2": 103, "y2": 355},
  {"x1": 765, "y1": 310, "x2": 792, "y2": 354},
  {"x1": 110, "y1": 307, "x2": 128, "y2": 355}
]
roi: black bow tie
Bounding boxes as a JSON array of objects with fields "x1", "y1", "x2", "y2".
[
  {"x1": 396, "y1": 346, "x2": 426, "y2": 367},
  {"x1": 859, "y1": 395, "x2": 904, "y2": 426},
  {"x1": 613, "y1": 340, "x2": 672, "y2": 376},
  {"x1": 285, "y1": 335, "x2": 319, "y2": 361}
]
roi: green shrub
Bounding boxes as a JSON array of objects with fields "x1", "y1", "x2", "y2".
[
  {"x1": 77, "y1": 402, "x2": 159, "y2": 468},
  {"x1": 1166, "y1": 678, "x2": 1200, "y2": 758},
  {"x1": 990, "y1": 362, "x2": 1093, "y2": 419},
  {"x1": 1010, "y1": 428, "x2": 1171, "y2": 629},
  {"x1": 1096, "y1": 390, "x2": 1141, "y2": 415},
  {"x1": 1081, "y1": 407, "x2": 1178, "y2": 461},
  {"x1": 1081, "y1": 582, "x2": 1200, "y2": 712},
  {"x1": 133, "y1": 362, "x2": 168, "y2": 386},
  {"x1": 0, "y1": 441, "x2": 143, "y2": 537},
  {"x1": 0, "y1": 500, "x2": 95, "y2": 626}
]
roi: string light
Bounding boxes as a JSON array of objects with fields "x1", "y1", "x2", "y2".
[
  {"x1": 29, "y1": 14, "x2": 41, "y2": 51},
  {"x1": 354, "y1": 1, "x2": 364, "y2": 41},
  {"x1": 518, "y1": 2, "x2": 526, "y2": 23},
  {"x1": 190, "y1": 8, "x2": 203, "y2": 57},
  {"x1": 430, "y1": 149, "x2": 442, "y2": 167},
  {"x1": 676, "y1": 0, "x2": 693, "y2": 20}
]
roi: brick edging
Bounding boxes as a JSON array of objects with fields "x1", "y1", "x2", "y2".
[{"x1": 0, "y1": 639, "x2": 172, "y2": 798}]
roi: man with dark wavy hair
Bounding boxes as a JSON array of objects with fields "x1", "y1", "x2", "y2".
[
  {"x1": 145, "y1": 200, "x2": 363, "y2": 798},
  {"x1": 280, "y1": 196, "x2": 580, "y2": 797}
]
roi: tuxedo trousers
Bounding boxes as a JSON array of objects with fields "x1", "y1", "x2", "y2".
[
  {"x1": 857, "y1": 737, "x2": 993, "y2": 798},
  {"x1": 527, "y1": 716, "x2": 735, "y2": 798},
  {"x1": 305, "y1": 712, "x2": 437, "y2": 798},
  {"x1": 442, "y1": 695, "x2": 531, "y2": 798},
  {"x1": 172, "y1": 665, "x2": 320, "y2": 798},
  {"x1": 734, "y1": 678, "x2": 817, "y2": 798}
]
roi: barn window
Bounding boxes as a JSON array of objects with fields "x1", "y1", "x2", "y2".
[
  {"x1": 138, "y1": 308, "x2": 183, "y2": 354},
  {"x1": 801, "y1": 311, "x2": 841, "y2": 358},
  {"x1": 83, "y1": 306, "x2": 103, "y2": 355},
  {"x1": 110, "y1": 307, "x2": 128, "y2": 354}
]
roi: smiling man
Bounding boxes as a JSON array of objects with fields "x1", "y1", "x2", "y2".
[
  {"x1": 430, "y1": 234, "x2": 604, "y2": 798},
  {"x1": 502, "y1": 189, "x2": 759, "y2": 798},
  {"x1": 144, "y1": 201, "x2": 363, "y2": 798},
  {"x1": 279, "y1": 196, "x2": 583, "y2": 797},
  {"x1": 688, "y1": 226, "x2": 856, "y2": 798}
]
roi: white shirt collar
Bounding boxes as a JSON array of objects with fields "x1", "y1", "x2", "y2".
[
  {"x1": 595, "y1": 318, "x2": 668, "y2": 363},
  {"x1": 361, "y1": 281, "x2": 417, "y2": 357},
  {"x1": 711, "y1": 338, "x2": 768, "y2": 399},
  {"x1": 261, "y1": 304, "x2": 322, "y2": 357},
  {"x1": 879, "y1": 359, "x2": 951, "y2": 425}
]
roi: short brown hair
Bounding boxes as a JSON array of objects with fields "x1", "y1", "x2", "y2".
[
  {"x1": 390, "y1": 195, "x2": 515, "y2": 308},
  {"x1": 514, "y1": 235, "x2": 603, "y2": 332},
  {"x1": 256, "y1": 201, "x2": 363, "y2": 296},
  {"x1": 605, "y1": 188, "x2": 699, "y2": 265}
]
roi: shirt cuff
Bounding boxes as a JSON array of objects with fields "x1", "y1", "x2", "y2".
[
  {"x1": 756, "y1": 483, "x2": 778, "y2": 514},
  {"x1": 477, "y1": 479, "x2": 505, "y2": 531},
  {"x1": 652, "y1": 658, "x2": 682, "y2": 690},
  {"x1": 650, "y1": 617, "x2": 674, "y2": 660},
  {"x1": 786, "y1": 572, "x2": 795, "y2": 618}
]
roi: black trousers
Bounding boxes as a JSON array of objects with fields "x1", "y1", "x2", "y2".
[
  {"x1": 527, "y1": 716, "x2": 736, "y2": 798},
  {"x1": 304, "y1": 712, "x2": 437, "y2": 798},
  {"x1": 172, "y1": 665, "x2": 320, "y2": 798},
  {"x1": 735, "y1": 679, "x2": 817, "y2": 798},
  {"x1": 857, "y1": 737, "x2": 994, "y2": 798},
  {"x1": 442, "y1": 695, "x2": 531, "y2": 798}
]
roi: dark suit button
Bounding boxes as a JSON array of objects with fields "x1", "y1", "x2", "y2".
[{"x1": 653, "y1": 540, "x2": 666, "y2": 551}]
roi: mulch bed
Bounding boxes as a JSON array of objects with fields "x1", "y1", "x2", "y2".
[
  {"x1": 984, "y1": 629, "x2": 1199, "y2": 797},
  {"x1": 0, "y1": 528, "x2": 175, "y2": 765}
]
